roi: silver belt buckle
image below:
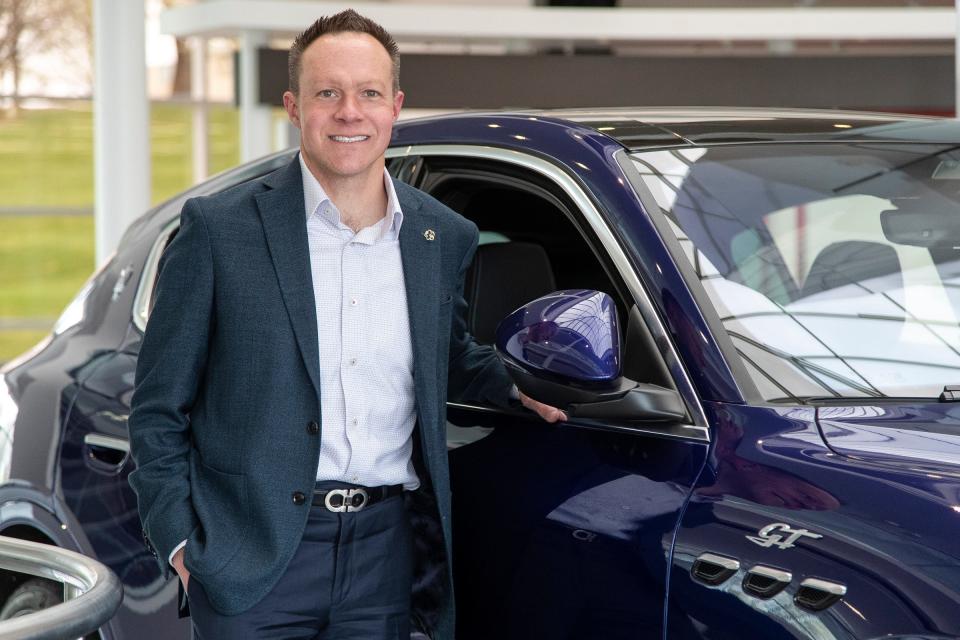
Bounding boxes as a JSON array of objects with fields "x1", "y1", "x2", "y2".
[{"x1": 324, "y1": 488, "x2": 369, "y2": 512}]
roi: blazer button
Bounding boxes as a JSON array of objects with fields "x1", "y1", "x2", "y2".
[
  {"x1": 292, "y1": 491, "x2": 306, "y2": 506},
  {"x1": 307, "y1": 421, "x2": 319, "y2": 435}
]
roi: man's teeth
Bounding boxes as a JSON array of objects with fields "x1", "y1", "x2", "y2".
[{"x1": 331, "y1": 135, "x2": 368, "y2": 143}]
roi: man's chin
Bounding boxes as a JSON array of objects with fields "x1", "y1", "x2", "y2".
[{"x1": 314, "y1": 162, "x2": 381, "y2": 184}]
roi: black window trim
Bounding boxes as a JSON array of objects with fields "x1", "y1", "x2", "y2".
[{"x1": 387, "y1": 144, "x2": 709, "y2": 443}]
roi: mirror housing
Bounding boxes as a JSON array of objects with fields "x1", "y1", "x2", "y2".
[
  {"x1": 495, "y1": 290, "x2": 686, "y2": 422},
  {"x1": 881, "y1": 203, "x2": 960, "y2": 248}
]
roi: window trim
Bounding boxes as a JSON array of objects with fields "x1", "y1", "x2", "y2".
[
  {"x1": 132, "y1": 219, "x2": 179, "y2": 334},
  {"x1": 388, "y1": 144, "x2": 709, "y2": 442},
  {"x1": 415, "y1": 159, "x2": 635, "y2": 320}
]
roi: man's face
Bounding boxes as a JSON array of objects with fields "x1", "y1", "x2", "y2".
[{"x1": 283, "y1": 32, "x2": 403, "y2": 186}]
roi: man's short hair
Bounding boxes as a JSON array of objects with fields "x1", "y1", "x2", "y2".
[{"x1": 288, "y1": 9, "x2": 400, "y2": 95}]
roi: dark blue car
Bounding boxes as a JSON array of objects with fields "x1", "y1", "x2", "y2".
[{"x1": 1, "y1": 108, "x2": 959, "y2": 639}]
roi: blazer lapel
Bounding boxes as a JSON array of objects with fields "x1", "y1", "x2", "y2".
[
  {"x1": 397, "y1": 181, "x2": 440, "y2": 412},
  {"x1": 255, "y1": 159, "x2": 322, "y2": 399}
]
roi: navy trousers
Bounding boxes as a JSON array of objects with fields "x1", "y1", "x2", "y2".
[{"x1": 187, "y1": 486, "x2": 413, "y2": 640}]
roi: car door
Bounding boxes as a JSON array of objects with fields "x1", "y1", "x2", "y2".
[{"x1": 388, "y1": 147, "x2": 711, "y2": 639}]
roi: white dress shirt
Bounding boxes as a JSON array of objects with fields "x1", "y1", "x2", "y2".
[{"x1": 300, "y1": 153, "x2": 420, "y2": 491}]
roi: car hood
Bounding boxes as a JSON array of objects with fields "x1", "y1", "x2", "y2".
[{"x1": 817, "y1": 403, "x2": 960, "y2": 472}]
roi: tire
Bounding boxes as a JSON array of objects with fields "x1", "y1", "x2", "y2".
[{"x1": 0, "y1": 577, "x2": 63, "y2": 619}]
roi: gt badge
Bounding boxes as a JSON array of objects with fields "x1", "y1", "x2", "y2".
[{"x1": 747, "y1": 523, "x2": 822, "y2": 550}]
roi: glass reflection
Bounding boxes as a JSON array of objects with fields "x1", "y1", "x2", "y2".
[{"x1": 628, "y1": 144, "x2": 960, "y2": 401}]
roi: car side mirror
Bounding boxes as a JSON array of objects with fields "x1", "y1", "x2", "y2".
[{"x1": 495, "y1": 290, "x2": 686, "y2": 422}]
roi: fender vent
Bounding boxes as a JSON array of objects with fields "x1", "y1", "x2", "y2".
[
  {"x1": 743, "y1": 566, "x2": 792, "y2": 599},
  {"x1": 691, "y1": 553, "x2": 740, "y2": 586},
  {"x1": 795, "y1": 578, "x2": 846, "y2": 611}
]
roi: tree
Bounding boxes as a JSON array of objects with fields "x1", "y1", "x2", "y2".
[
  {"x1": 0, "y1": 0, "x2": 27, "y2": 114},
  {"x1": 163, "y1": 0, "x2": 192, "y2": 97},
  {"x1": 0, "y1": 0, "x2": 91, "y2": 116}
]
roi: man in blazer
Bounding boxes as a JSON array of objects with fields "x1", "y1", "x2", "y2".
[{"x1": 128, "y1": 9, "x2": 563, "y2": 640}]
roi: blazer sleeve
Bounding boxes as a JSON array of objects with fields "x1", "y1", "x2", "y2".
[
  {"x1": 128, "y1": 198, "x2": 213, "y2": 569},
  {"x1": 446, "y1": 225, "x2": 515, "y2": 408}
]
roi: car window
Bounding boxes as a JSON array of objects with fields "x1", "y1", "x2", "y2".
[
  {"x1": 629, "y1": 144, "x2": 960, "y2": 401},
  {"x1": 133, "y1": 221, "x2": 179, "y2": 332},
  {"x1": 405, "y1": 155, "x2": 683, "y2": 393},
  {"x1": 390, "y1": 151, "x2": 703, "y2": 438},
  {"x1": 420, "y1": 157, "x2": 629, "y2": 312}
]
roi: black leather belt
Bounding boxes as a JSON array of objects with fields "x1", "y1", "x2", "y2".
[{"x1": 312, "y1": 485, "x2": 404, "y2": 512}]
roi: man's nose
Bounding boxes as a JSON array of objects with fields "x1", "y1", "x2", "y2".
[{"x1": 335, "y1": 95, "x2": 362, "y2": 121}]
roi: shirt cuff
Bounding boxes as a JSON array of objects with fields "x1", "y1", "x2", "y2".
[
  {"x1": 509, "y1": 385, "x2": 520, "y2": 401},
  {"x1": 169, "y1": 540, "x2": 187, "y2": 567}
]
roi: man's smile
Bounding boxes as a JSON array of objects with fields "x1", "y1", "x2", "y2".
[{"x1": 329, "y1": 135, "x2": 370, "y2": 143}]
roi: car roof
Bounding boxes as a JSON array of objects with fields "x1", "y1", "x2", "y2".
[{"x1": 399, "y1": 107, "x2": 960, "y2": 150}]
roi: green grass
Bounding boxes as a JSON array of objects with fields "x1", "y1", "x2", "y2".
[
  {"x1": 0, "y1": 330, "x2": 49, "y2": 363},
  {"x1": 0, "y1": 102, "x2": 240, "y2": 207},
  {"x1": 0, "y1": 214, "x2": 92, "y2": 361},
  {"x1": 0, "y1": 215, "x2": 93, "y2": 317},
  {"x1": 0, "y1": 102, "x2": 243, "y2": 362},
  {"x1": 0, "y1": 105, "x2": 94, "y2": 207},
  {"x1": 151, "y1": 103, "x2": 241, "y2": 204}
]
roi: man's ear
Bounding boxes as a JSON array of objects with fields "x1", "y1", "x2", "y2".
[
  {"x1": 283, "y1": 91, "x2": 301, "y2": 128},
  {"x1": 392, "y1": 89, "x2": 405, "y2": 121}
]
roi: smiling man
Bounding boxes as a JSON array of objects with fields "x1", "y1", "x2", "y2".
[{"x1": 128, "y1": 9, "x2": 562, "y2": 640}]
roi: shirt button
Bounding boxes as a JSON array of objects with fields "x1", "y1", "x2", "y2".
[
  {"x1": 348, "y1": 358, "x2": 357, "y2": 366},
  {"x1": 351, "y1": 418, "x2": 359, "y2": 426},
  {"x1": 350, "y1": 298, "x2": 358, "y2": 306},
  {"x1": 307, "y1": 421, "x2": 319, "y2": 435},
  {"x1": 292, "y1": 491, "x2": 306, "y2": 506}
]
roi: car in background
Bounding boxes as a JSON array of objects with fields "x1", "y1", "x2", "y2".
[{"x1": 1, "y1": 108, "x2": 959, "y2": 639}]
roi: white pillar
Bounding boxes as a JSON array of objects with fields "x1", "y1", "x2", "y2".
[
  {"x1": 93, "y1": 0, "x2": 150, "y2": 266},
  {"x1": 273, "y1": 117, "x2": 291, "y2": 152},
  {"x1": 191, "y1": 37, "x2": 209, "y2": 184},
  {"x1": 239, "y1": 30, "x2": 273, "y2": 162}
]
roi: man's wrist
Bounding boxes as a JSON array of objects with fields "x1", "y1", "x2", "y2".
[{"x1": 169, "y1": 540, "x2": 187, "y2": 567}]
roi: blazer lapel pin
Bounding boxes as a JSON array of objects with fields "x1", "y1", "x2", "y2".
[{"x1": 423, "y1": 229, "x2": 436, "y2": 241}]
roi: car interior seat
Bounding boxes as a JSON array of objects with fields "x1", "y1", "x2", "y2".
[
  {"x1": 799, "y1": 240, "x2": 903, "y2": 299},
  {"x1": 463, "y1": 241, "x2": 557, "y2": 345}
]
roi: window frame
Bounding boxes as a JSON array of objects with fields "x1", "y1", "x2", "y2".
[
  {"x1": 132, "y1": 218, "x2": 179, "y2": 334},
  {"x1": 387, "y1": 144, "x2": 709, "y2": 442}
]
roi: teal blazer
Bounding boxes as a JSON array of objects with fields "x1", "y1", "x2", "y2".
[{"x1": 128, "y1": 158, "x2": 513, "y2": 639}]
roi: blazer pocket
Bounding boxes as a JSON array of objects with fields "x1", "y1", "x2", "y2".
[{"x1": 186, "y1": 459, "x2": 248, "y2": 576}]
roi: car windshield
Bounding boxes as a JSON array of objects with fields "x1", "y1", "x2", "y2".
[{"x1": 627, "y1": 143, "x2": 960, "y2": 402}]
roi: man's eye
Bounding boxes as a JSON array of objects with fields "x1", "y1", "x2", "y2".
[
  {"x1": 318, "y1": 89, "x2": 337, "y2": 98},
  {"x1": 362, "y1": 90, "x2": 381, "y2": 98}
]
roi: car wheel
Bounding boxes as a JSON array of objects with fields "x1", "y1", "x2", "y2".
[{"x1": 0, "y1": 577, "x2": 62, "y2": 619}]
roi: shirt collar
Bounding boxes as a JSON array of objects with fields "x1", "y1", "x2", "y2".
[{"x1": 299, "y1": 152, "x2": 403, "y2": 242}]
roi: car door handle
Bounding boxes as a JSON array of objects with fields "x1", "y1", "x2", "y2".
[{"x1": 83, "y1": 433, "x2": 130, "y2": 471}]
